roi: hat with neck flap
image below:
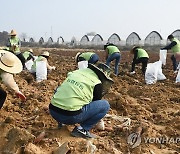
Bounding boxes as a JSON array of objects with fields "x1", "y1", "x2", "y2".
[
  {"x1": 88, "y1": 63, "x2": 114, "y2": 95},
  {"x1": 88, "y1": 63, "x2": 114, "y2": 84}
]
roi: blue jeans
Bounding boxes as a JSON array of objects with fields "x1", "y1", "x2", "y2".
[
  {"x1": 171, "y1": 55, "x2": 179, "y2": 71},
  {"x1": 106, "y1": 52, "x2": 121, "y2": 75},
  {"x1": 49, "y1": 100, "x2": 110, "y2": 131},
  {"x1": 131, "y1": 57, "x2": 149, "y2": 74},
  {"x1": 89, "y1": 54, "x2": 99, "y2": 64}
]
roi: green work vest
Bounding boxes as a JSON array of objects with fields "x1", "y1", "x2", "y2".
[
  {"x1": 51, "y1": 68, "x2": 101, "y2": 111},
  {"x1": 23, "y1": 51, "x2": 31, "y2": 60},
  {"x1": 79, "y1": 52, "x2": 94, "y2": 61},
  {"x1": 9, "y1": 37, "x2": 20, "y2": 53},
  {"x1": 107, "y1": 46, "x2": 120, "y2": 55},
  {"x1": 137, "y1": 48, "x2": 149, "y2": 59},
  {"x1": 31, "y1": 56, "x2": 44, "y2": 71},
  {"x1": 171, "y1": 38, "x2": 180, "y2": 54}
]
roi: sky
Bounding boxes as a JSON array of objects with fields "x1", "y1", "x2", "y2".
[{"x1": 1, "y1": 0, "x2": 180, "y2": 42}]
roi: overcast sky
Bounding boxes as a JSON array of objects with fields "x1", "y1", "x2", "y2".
[{"x1": 1, "y1": 0, "x2": 180, "y2": 42}]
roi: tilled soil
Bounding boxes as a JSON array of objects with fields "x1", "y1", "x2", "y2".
[{"x1": 0, "y1": 48, "x2": 179, "y2": 154}]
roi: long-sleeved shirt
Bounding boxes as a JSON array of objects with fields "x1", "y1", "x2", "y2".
[
  {"x1": 162, "y1": 41, "x2": 177, "y2": 50},
  {"x1": 93, "y1": 83, "x2": 103, "y2": 101},
  {"x1": 132, "y1": 49, "x2": 138, "y2": 62},
  {"x1": 1, "y1": 71, "x2": 19, "y2": 92}
]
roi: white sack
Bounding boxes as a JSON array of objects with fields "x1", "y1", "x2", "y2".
[
  {"x1": 159, "y1": 49, "x2": 167, "y2": 65},
  {"x1": 175, "y1": 69, "x2": 180, "y2": 83},
  {"x1": 25, "y1": 60, "x2": 34, "y2": 71},
  {"x1": 177, "y1": 63, "x2": 180, "y2": 70},
  {"x1": 154, "y1": 61, "x2": 166, "y2": 81},
  {"x1": 36, "y1": 61, "x2": 47, "y2": 82},
  {"x1": 145, "y1": 61, "x2": 166, "y2": 84},
  {"x1": 78, "y1": 61, "x2": 88, "y2": 69}
]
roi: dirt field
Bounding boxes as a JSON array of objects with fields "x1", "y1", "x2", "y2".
[{"x1": 0, "y1": 48, "x2": 179, "y2": 154}]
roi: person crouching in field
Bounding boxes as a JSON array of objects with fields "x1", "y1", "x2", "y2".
[
  {"x1": 31, "y1": 51, "x2": 55, "y2": 74},
  {"x1": 104, "y1": 43, "x2": 121, "y2": 76},
  {"x1": 49, "y1": 63, "x2": 113, "y2": 139},
  {"x1": 130, "y1": 46, "x2": 149, "y2": 75},
  {"x1": 75, "y1": 51, "x2": 99, "y2": 64},
  {"x1": 22, "y1": 48, "x2": 35, "y2": 63},
  {"x1": 0, "y1": 50, "x2": 26, "y2": 109}
]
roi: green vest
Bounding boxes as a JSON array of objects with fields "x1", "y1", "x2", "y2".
[
  {"x1": 137, "y1": 48, "x2": 149, "y2": 59},
  {"x1": 51, "y1": 68, "x2": 101, "y2": 111},
  {"x1": 9, "y1": 37, "x2": 20, "y2": 53},
  {"x1": 31, "y1": 56, "x2": 44, "y2": 71},
  {"x1": 79, "y1": 52, "x2": 94, "y2": 61},
  {"x1": 171, "y1": 38, "x2": 180, "y2": 54},
  {"x1": 23, "y1": 51, "x2": 31, "y2": 60},
  {"x1": 107, "y1": 46, "x2": 120, "y2": 55}
]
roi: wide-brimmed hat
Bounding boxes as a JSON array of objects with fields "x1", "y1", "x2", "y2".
[
  {"x1": 8, "y1": 30, "x2": 17, "y2": 36},
  {"x1": 41, "y1": 51, "x2": 49, "y2": 57},
  {"x1": 75, "y1": 52, "x2": 81, "y2": 63},
  {"x1": 0, "y1": 50, "x2": 22, "y2": 73},
  {"x1": 88, "y1": 63, "x2": 114, "y2": 84}
]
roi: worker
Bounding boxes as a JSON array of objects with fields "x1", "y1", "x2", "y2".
[
  {"x1": 161, "y1": 35, "x2": 180, "y2": 73},
  {"x1": 31, "y1": 51, "x2": 55, "y2": 73},
  {"x1": 104, "y1": 43, "x2": 121, "y2": 75},
  {"x1": 23, "y1": 49, "x2": 35, "y2": 62},
  {"x1": 75, "y1": 51, "x2": 99, "y2": 64},
  {"x1": 49, "y1": 63, "x2": 113, "y2": 139},
  {"x1": 0, "y1": 50, "x2": 26, "y2": 109},
  {"x1": 6, "y1": 30, "x2": 26, "y2": 69},
  {"x1": 130, "y1": 46, "x2": 149, "y2": 75}
]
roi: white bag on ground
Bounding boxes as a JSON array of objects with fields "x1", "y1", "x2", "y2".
[
  {"x1": 175, "y1": 69, "x2": 180, "y2": 83},
  {"x1": 155, "y1": 61, "x2": 166, "y2": 81},
  {"x1": 145, "y1": 63, "x2": 158, "y2": 84},
  {"x1": 25, "y1": 60, "x2": 34, "y2": 71},
  {"x1": 177, "y1": 63, "x2": 180, "y2": 70},
  {"x1": 36, "y1": 61, "x2": 47, "y2": 82},
  {"x1": 78, "y1": 61, "x2": 88, "y2": 69},
  {"x1": 159, "y1": 49, "x2": 167, "y2": 65},
  {"x1": 145, "y1": 61, "x2": 166, "y2": 84}
]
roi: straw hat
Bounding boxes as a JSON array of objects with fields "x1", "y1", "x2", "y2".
[
  {"x1": 9, "y1": 30, "x2": 17, "y2": 36},
  {"x1": 41, "y1": 51, "x2": 49, "y2": 57},
  {"x1": 0, "y1": 50, "x2": 22, "y2": 73},
  {"x1": 75, "y1": 52, "x2": 81, "y2": 63},
  {"x1": 88, "y1": 63, "x2": 114, "y2": 84}
]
